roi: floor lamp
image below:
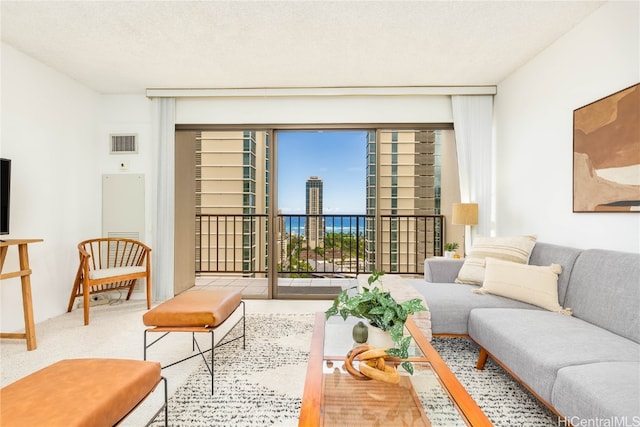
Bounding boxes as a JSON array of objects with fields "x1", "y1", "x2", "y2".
[{"x1": 452, "y1": 203, "x2": 478, "y2": 256}]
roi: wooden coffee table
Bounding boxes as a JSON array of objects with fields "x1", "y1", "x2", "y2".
[{"x1": 299, "y1": 313, "x2": 492, "y2": 426}]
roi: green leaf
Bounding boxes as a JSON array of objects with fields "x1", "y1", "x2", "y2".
[
  {"x1": 368, "y1": 306, "x2": 385, "y2": 315},
  {"x1": 388, "y1": 323, "x2": 404, "y2": 344},
  {"x1": 359, "y1": 292, "x2": 374, "y2": 303},
  {"x1": 402, "y1": 361, "x2": 414, "y2": 375},
  {"x1": 395, "y1": 305, "x2": 407, "y2": 322},
  {"x1": 368, "y1": 269, "x2": 385, "y2": 286},
  {"x1": 325, "y1": 306, "x2": 337, "y2": 319},
  {"x1": 386, "y1": 347, "x2": 402, "y2": 358},
  {"x1": 398, "y1": 336, "x2": 411, "y2": 357},
  {"x1": 383, "y1": 308, "x2": 395, "y2": 326},
  {"x1": 401, "y1": 298, "x2": 428, "y2": 313}
]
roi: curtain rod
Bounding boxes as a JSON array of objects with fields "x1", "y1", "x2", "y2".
[{"x1": 146, "y1": 86, "x2": 497, "y2": 98}]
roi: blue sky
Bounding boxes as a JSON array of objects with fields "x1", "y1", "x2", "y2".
[{"x1": 277, "y1": 130, "x2": 367, "y2": 214}]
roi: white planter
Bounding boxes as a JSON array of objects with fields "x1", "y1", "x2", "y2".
[
  {"x1": 444, "y1": 251, "x2": 456, "y2": 258},
  {"x1": 366, "y1": 323, "x2": 395, "y2": 348}
]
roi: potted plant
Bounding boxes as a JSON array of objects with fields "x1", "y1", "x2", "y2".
[
  {"x1": 324, "y1": 270, "x2": 427, "y2": 374},
  {"x1": 443, "y1": 242, "x2": 459, "y2": 258}
]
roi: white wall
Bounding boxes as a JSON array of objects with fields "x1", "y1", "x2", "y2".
[
  {"x1": 1, "y1": 44, "x2": 154, "y2": 333},
  {"x1": 97, "y1": 95, "x2": 154, "y2": 242},
  {"x1": 1, "y1": 43, "x2": 100, "y2": 332},
  {"x1": 494, "y1": 1, "x2": 640, "y2": 253},
  {"x1": 176, "y1": 94, "x2": 453, "y2": 124}
]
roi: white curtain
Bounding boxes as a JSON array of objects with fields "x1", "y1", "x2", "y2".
[
  {"x1": 151, "y1": 97, "x2": 176, "y2": 302},
  {"x1": 451, "y1": 95, "x2": 493, "y2": 247}
]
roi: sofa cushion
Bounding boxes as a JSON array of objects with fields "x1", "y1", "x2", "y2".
[
  {"x1": 475, "y1": 258, "x2": 567, "y2": 313},
  {"x1": 455, "y1": 235, "x2": 537, "y2": 285},
  {"x1": 564, "y1": 249, "x2": 640, "y2": 343},
  {"x1": 468, "y1": 308, "x2": 640, "y2": 402},
  {"x1": 551, "y1": 362, "x2": 640, "y2": 422},
  {"x1": 406, "y1": 279, "x2": 542, "y2": 335},
  {"x1": 424, "y1": 258, "x2": 465, "y2": 283},
  {"x1": 143, "y1": 290, "x2": 242, "y2": 328},
  {"x1": 527, "y1": 242, "x2": 582, "y2": 306},
  {"x1": 89, "y1": 266, "x2": 146, "y2": 280}
]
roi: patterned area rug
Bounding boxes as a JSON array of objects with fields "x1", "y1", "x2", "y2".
[
  {"x1": 150, "y1": 314, "x2": 557, "y2": 427},
  {"x1": 433, "y1": 338, "x2": 557, "y2": 426}
]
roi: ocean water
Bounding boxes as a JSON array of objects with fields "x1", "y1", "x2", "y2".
[{"x1": 282, "y1": 216, "x2": 367, "y2": 235}]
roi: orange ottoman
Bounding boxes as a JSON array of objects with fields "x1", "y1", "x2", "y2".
[
  {"x1": 142, "y1": 290, "x2": 245, "y2": 394},
  {"x1": 0, "y1": 359, "x2": 166, "y2": 427}
]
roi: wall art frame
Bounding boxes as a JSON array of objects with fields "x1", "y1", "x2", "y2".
[{"x1": 573, "y1": 83, "x2": 640, "y2": 212}]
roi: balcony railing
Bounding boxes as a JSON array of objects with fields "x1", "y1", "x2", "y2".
[{"x1": 196, "y1": 214, "x2": 444, "y2": 276}]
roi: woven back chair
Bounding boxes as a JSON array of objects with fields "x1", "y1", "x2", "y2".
[{"x1": 67, "y1": 237, "x2": 151, "y2": 325}]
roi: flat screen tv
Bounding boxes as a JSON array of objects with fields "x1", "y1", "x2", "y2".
[{"x1": 1, "y1": 158, "x2": 10, "y2": 235}]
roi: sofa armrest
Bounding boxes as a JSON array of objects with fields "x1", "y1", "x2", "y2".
[{"x1": 424, "y1": 258, "x2": 465, "y2": 283}]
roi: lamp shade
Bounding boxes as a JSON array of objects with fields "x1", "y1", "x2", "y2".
[{"x1": 452, "y1": 203, "x2": 478, "y2": 225}]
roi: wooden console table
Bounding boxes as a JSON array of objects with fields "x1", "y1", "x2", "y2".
[{"x1": 0, "y1": 239, "x2": 43, "y2": 351}]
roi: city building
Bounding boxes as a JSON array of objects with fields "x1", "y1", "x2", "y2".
[
  {"x1": 305, "y1": 176, "x2": 324, "y2": 250},
  {"x1": 367, "y1": 130, "x2": 446, "y2": 272},
  {"x1": 194, "y1": 130, "x2": 269, "y2": 277}
]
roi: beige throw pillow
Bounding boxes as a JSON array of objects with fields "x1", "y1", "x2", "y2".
[
  {"x1": 455, "y1": 235, "x2": 537, "y2": 285},
  {"x1": 474, "y1": 257, "x2": 570, "y2": 314}
]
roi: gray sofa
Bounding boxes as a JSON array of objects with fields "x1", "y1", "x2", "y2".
[{"x1": 405, "y1": 242, "x2": 640, "y2": 424}]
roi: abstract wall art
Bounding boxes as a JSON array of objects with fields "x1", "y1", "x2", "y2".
[{"x1": 573, "y1": 83, "x2": 640, "y2": 212}]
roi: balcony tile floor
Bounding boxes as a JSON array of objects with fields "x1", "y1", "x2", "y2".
[{"x1": 195, "y1": 276, "x2": 358, "y2": 298}]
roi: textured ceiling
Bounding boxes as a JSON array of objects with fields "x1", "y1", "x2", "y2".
[{"x1": 1, "y1": 1, "x2": 604, "y2": 94}]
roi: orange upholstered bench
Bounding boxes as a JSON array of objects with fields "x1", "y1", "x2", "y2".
[
  {"x1": 0, "y1": 358, "x2": 167, "y2": 427},
  {"x1": 143, "y1": 289, "x2": 245, "y2": 394}
]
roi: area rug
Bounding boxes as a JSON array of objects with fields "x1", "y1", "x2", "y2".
[
  {"x1": 149, "y1": 313, "x2": 314, "y2": 427},
  {"x1": 150, "y1": 314, "x2": 557, "y2": 427}
]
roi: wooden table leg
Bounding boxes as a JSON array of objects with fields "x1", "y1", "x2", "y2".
[
  {"x1": 0, "y1": 246, "x2": 7, "y2": 271},
  {"x1": 17, "y1": 243, "x2": 37, "y2": 350}
]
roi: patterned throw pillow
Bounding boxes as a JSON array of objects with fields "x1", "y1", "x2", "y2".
[
  {"x1": 455, "y1": 235, "x2": 537, "y2": 285},
  {"x1": 473, "y1": 257, "x2": 570, "y2": 314}
]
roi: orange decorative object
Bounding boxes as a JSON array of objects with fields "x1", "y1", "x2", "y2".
[{"x1": 344, "y1": 345, "x2": 400, "y2": 384}]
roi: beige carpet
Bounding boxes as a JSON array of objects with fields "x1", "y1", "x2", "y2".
[{"x1": 0, "y1": 296, "x2": 328, "y2": 426}]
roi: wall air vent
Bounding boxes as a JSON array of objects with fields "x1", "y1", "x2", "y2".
[{"x1": 110, "y1": 134, "x2": 138, "y2": 154}]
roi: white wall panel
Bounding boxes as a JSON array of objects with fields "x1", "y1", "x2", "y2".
[
  {"x1": 494, "y1": 1, "x2": 640, "y2": 252},
  {"x1": 176, "y1": 95, "x2": 453, "y2": 125},
  {"x1": 0, "y1": 43, "x2": 99, "y2": 332},
  {"x1": 102, "y1": 174, "x2": 145, "y2": 240}
]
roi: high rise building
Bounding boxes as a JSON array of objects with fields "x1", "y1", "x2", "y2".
[
  {"x1": 195, "y1": 130, "x2": 269, "y2": 276},
  {"x1": 366, "y1": 130, "x2": 442, "y2": 272},
  {"x1": 305, "y1": 176, "x2": 325, "y2": 250}
]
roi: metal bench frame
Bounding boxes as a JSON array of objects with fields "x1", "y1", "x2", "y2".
[{"x1": 143, "y1": 300, "x2": 245, "y2": 394}]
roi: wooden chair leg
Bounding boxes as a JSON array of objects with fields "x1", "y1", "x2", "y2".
[
  {"x1": 125, "y1": 279, "x2": 137, "y2": 301},
  {"x1": 476, "y1": 347, "x2": 489, "y2": 370},
  {"x1": 67, "y1": 264, "x2": 83, "y2": 313},
  {"x1": 83, "y1": 282, "x2": 91, "y2": 326}
]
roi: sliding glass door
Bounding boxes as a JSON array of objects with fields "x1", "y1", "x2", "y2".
[
  {"x1": 177, "y1": 125, "x2": 452, "y2": 300},
  {"x1": 274, "y1": 130, "x2": 369, "y2": 298}
]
